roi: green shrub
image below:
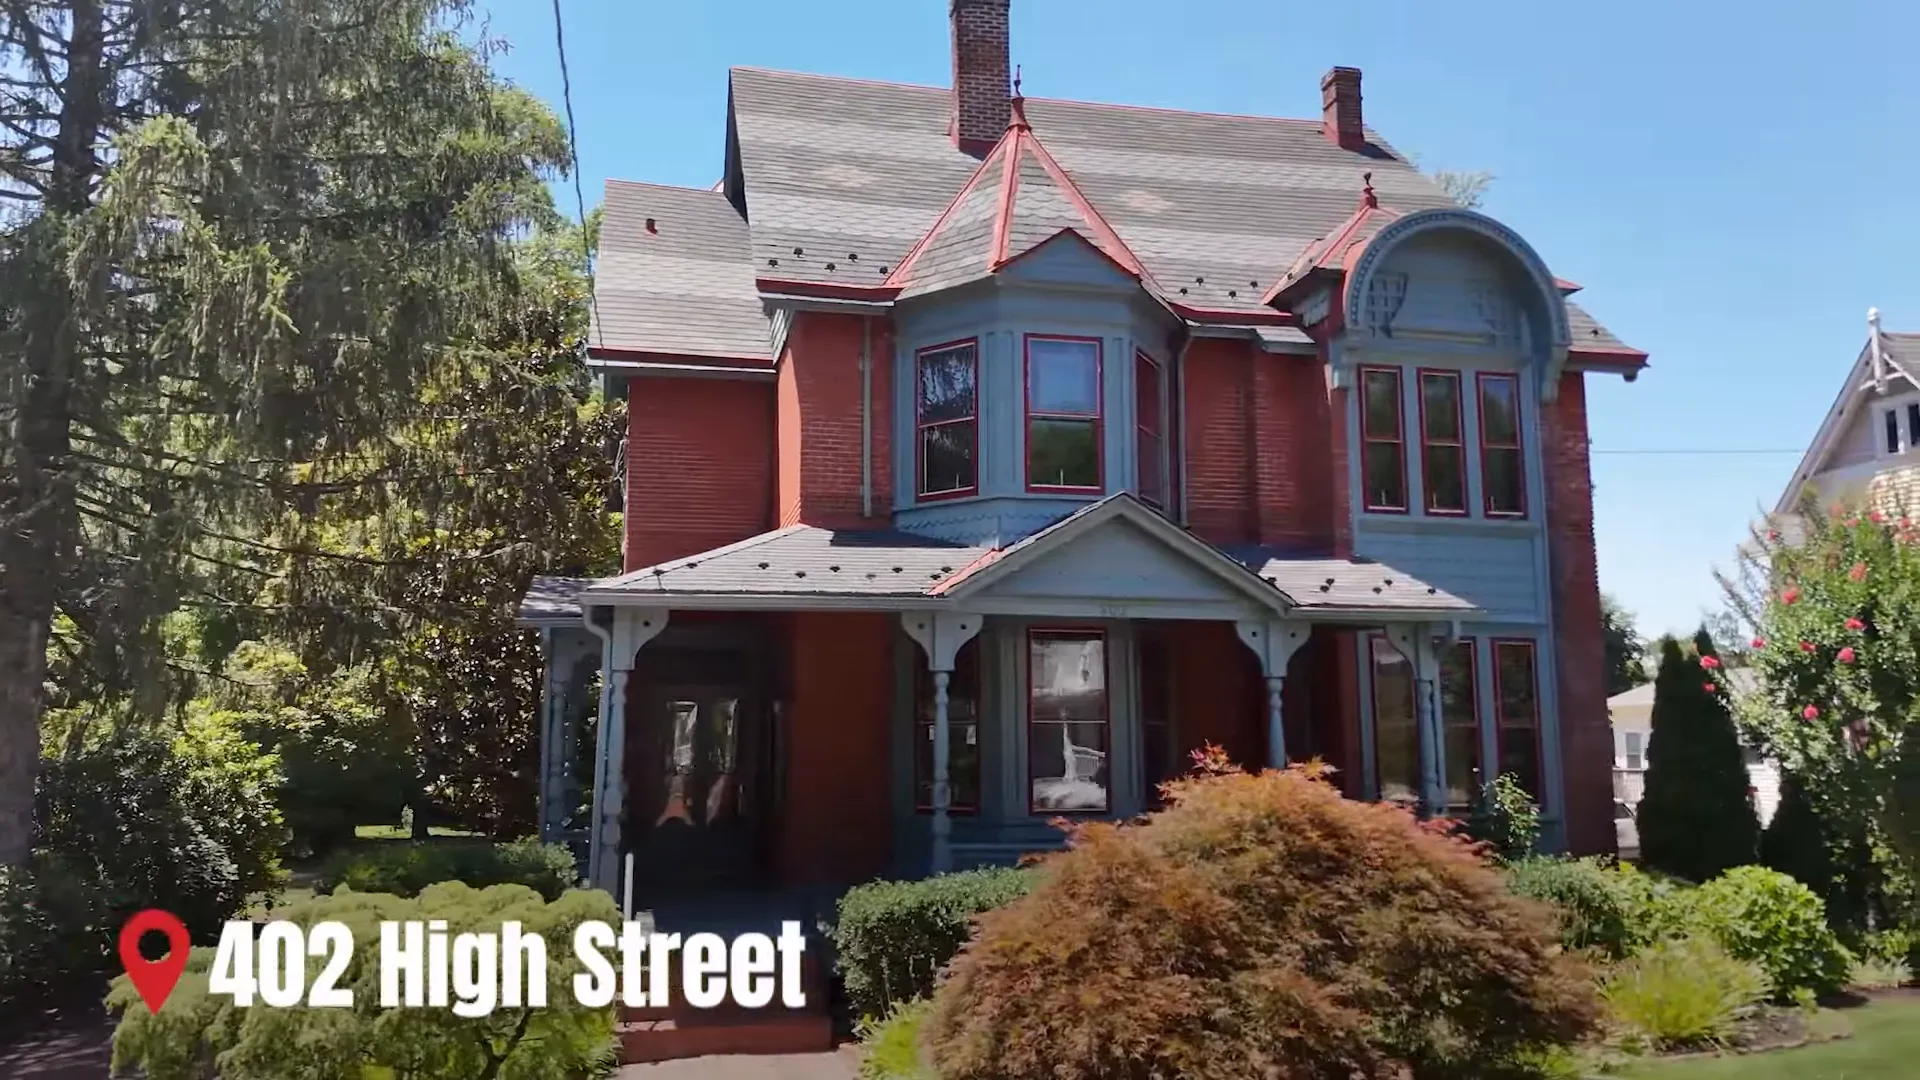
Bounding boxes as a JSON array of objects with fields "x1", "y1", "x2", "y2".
[
  {"x1": 36, "y1": 720, "x2": 286, "y2": 939},
  {"x1": 1846, "y1": 954, "x2": 1911, "y2": 990},
  {"x1": 0, "y1": 856, "x2": 112, "y2": 1014},
  {"x1": 1506, "y1": 856, "x2": 1647, "y2": 959},
  {"x1": 833, "y1": 866, "x2": 1037, "y2": 1021},
  {"x1": 1602, "y1": 937, "x2": 1770, "y2": 1051},
  {"x1": 924, "y1": 763, "x2": 1600, "y2": 1080},
  {"x1": 1683, "y1": 865, "x2": 1851, "y2": 998},
  {"x1": 316, "y1": 837, "x2": 578, "y2": 900},
  {"x1": 856, "y1": 998, "x2": 937, "y2": 1080},
  {"x1": 1466, "y1": 772, "x2": 1543, "y2": 862},
  {"x1": 1638, "y1": 633, "x2": 1761, "y2": 884},
  {"x1": 108, "y1": 882, "x2": 619, "y2": 1080}
]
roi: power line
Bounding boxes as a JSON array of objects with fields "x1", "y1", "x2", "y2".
[
  {"x1": 1590, "y1": 448, "x2": 1804, "y2": 456},
  {"x1": 551, "y1": 0, "x2": 601, "y2": 350}
]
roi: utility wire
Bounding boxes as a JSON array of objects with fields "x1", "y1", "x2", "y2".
[
  {"x1": 1590, "y1": 448, "x2": 1804, "y2": 456},
  {"x1": 551, "y1": 0, "x2": 602, "y2": 350}
]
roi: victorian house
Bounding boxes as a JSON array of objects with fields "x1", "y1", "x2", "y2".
[{"x1": 517, "y1": 0, "x2": 1649, "y2": 903}]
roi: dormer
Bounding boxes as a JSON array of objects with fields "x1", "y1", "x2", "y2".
[{"x1": 887, "y1": 97, "x2": 1183, "y2": 546}]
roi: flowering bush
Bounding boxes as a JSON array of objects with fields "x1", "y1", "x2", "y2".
[
  {"x1": 1730, "y1": 500, "x2": 1920, "y2": 880},
  {"x1": 922, "y1": 761, "x2": 1599, "y2": 1080}
]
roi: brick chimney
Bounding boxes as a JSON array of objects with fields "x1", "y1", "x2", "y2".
[
  {"x1": 1320, "y1": 67, "x2": 1365, "y2": 151},
  {"x1": 950, "y1": 0, "x2": 1011, "y2": 157}
]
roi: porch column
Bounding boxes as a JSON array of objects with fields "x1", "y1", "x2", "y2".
[
  {"x1": 1384, "y1": 624, "x2": 1444, "y2": 814},
  {"x1": 902, "y1": 611, "x2": 983, "y2": 875},
  {"x1": 539, "y1": 628, "x2": 599, "y2": 842},
  {"x1": 1234, "y1": 619, "x2": 1310, "y2": 768},
  {"x1": 585, "y1": 606, "x2": 669, "y2": 893}
]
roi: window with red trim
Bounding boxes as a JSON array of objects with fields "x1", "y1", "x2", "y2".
[
  {"x1": 1139, "y1": 632, "x2": 1176, "y2": 806},
  {"x1": 1493, "y1": 640, "x2": 1542, "y2": 803},
  {"x1": 916, "y1": 341, "x2": 978, "y2": 499},
  {"x1": 1359, "y1": 367, "x2": 1407, "y2": 512},
  {"x1": 1419, "y1": 370, "x2": 1467, "y2": 514},
  {"x1": 1026, "y1": 336, "x2": 1103, "y2": 491},
  {"x1": 1477, "y1": 373, "x2": 1525, "y2": 517},
  {"x1": 1437, "y1": 638, "x2": 1479, "y2": 811},
  {"x1": 1369, "y1": 635, "x2": 1420, "y2": 805},
  {"x1": 1135, "y1": 352, "x2": 1167, "y2": 508},
  {"x1": 913, "y1": 638, "x2": 980, "y2": 813},
  {"x1": 1028, "y1": 629, "x2": 1109, "y2": 812}
]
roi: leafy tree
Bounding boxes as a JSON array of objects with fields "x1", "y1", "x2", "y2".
[
  {"x1": 1602, "y1": 592, "x2": 1649, "y2": 695},
  {"x1": 1726, "y1": 498, "x2": 1920, "y2": 899},
  {"x1": 1435, "y1": 169, "x2": 1494, "y2": 209},
  {"x1": 1637, "y1": 631, "x2": 1760, "y2": 883},
  {"x1": 0, "y1": 0, "x2": 588, "y2": 864}
]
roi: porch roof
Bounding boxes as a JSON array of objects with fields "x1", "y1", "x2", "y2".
[{"x1": 525, "y1": 496, "x2": 1480, "y2": 623}]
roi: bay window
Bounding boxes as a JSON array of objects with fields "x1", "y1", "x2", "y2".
[
  {"x1": 1028, "y1": 629, "x2": 1109, "y2": 812},
  {"x1": 1493, "y1": 639, "x2": 1542, "y2": 804},
  {"x1": 1477, "y1": 373, "x2": 1525, "y2": 517},
  {"x1": 1369, "y1": 635, "x2": 1420, "y2": 804},
  {"x1": 913, "y1": 637, "x2": 981, "y2": 813},
  {"x1": 1026, "y1": 336, "x2": 1103, "y2": 492},
  {"x1": 1437, "y1": 639, "x2": 1479, "y2": 811},
  {"x1": 915, "y1": 340, "x2": 978, "y2": 500},
  {"x1": 1419, "y1": 370, "x2": 1467, "y2": 515},
  {"x1": 1135, "y1": 351, "x2": 1166, "y2": 508},
  {"x1": 1359, "y1": 367, "x2": 1407, "y2": 512}
]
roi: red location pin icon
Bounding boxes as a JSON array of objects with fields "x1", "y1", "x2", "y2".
[{"x1": 118, "y1": 910, "x2": 191, "y2": 1014}]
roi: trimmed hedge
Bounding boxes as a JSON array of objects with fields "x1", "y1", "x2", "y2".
[
  {"x1": 833, "y1": 867, "x2": 1038, "y2": 1021},
  {"x1": 317, "y1": 837, "x2": 578, "y2": 900},
  {"x1": 1505, "y1": 856, "x2": 1648, "y2": 960}
]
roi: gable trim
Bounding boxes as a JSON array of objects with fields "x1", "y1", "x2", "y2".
[{"x1": 1773, "y1": 339, "x2": 1880, "y2": 515}]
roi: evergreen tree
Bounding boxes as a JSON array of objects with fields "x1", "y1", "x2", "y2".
[{"x1": 1638, "y1": 630, "x2": 1761, "y2": 883}]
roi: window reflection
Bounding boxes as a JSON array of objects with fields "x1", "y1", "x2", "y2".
[
  {"x1": 1028, "y1": 631, "x2": 1109, "y2": 812},
  {"x1": 1370, "y1": 637, "x2": 1420, "y2": 806}
]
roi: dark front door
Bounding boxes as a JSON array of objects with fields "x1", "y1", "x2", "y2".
[{"x1": 627, "y1": 680, "x2": 769, "y2": 892}]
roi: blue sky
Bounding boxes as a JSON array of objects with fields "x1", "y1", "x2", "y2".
[{"x1": 476, "y1": 0, "x2": 1920, "y2": 643}]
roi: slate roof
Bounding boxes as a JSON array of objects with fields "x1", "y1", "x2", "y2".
[
  {"x1": 1225, "y1": 549, "x2": 1476, "y2": 613},
  {"x1": 590, "y1": 180, "x2": 771, "y2": 361},
  {"x1": 589, "y1": 65, "x2": 1642, "y2": 359},
  {"x1": 516, "y1": 576, "x2": 592, "y2": 624}
]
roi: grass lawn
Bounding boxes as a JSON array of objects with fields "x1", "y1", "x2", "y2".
[{"x1": 1617, "y1": 995, "x2": 1920, "y2": 1079}]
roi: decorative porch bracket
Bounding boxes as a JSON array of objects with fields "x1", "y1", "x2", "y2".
[
  {"x1": 1234, "y1": 619, "x2": 1310, "y2": 769},
  {"x1": 1382, "y1": 624, "x2": 1444, "y2": 815},
  {"x1": 901, "y1": 611, "x2": 984, "y2": 875},
  {"x1": 584, "y1": 606, "x2": 669, "y2": 893}
]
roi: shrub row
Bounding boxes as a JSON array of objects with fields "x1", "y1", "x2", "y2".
[
  {"x1": 316, "y1": 837, "x2": 580, "y2": 901},
  {"x1": 832, "y1": 866, "x2": 1039, "y2": 1021}
]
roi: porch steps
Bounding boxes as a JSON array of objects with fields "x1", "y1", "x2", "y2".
[{"x1": 616, "y1": 948, "x2": 836, "y2": 1064}]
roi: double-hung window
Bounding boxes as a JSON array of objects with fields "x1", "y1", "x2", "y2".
[
  {"x1": 1477, "y1": 373, "x2": 1525, "y2": 517},
  {"x1": 1369, "y1": 635, "x2": 1420, "y2": 804},
  {"x1": 1419, "y1": 370, "x2": 1468, "y2": 514},
  {"x1": 1359, "y1": 367, "x2": 1408, "y2": 512},
  {"x1": 1026, "y1": 336, "x2": 1103, "y2": 492},
  {"x1": 1028, "y1": 629, "x2": 1109, "y2": 812},
  {"x1": 915, "y1": 340, "x2": 978, "y2": 499},
  {"x1": 1493, "y1": 639, "x2": 1543, "y2": 803},
  {"x1": 1879, "y1": 394, "x2": 1920, "y2": 457},
  {"x1": 1135, "y1": 352, "x2": 1167, "y2": 508},
  {"x1": 1438, "y1": 638, "x2": 1480, "y2": 811}
]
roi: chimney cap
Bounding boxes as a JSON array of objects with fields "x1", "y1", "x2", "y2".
[{"x1": 1321, "y1": 66, "x2": 1363, "y2": 84}]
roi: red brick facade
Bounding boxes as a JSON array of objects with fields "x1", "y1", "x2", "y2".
[
  {"x1": 623, "y1": 377, "x2": 774, "y2": 572},
  {"x1": 774, "y1": 312, "x2": 893, "y2": 530}
]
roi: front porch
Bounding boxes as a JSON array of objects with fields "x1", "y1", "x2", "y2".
[{"x1": 517, "y1": 495, "x2": 1560, "y2": 897}]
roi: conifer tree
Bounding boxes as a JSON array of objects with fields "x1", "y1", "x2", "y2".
[{"x1": 1637, "y1": 630, "x2": 1761, "y2": 883}]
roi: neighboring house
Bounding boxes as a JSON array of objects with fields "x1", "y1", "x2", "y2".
[
  {"x1": 516, "y1": 0, "x2": 1649, "y2": 898},
  {"x1": 1772, "y1": 308, "x2": 1920, "y2": 524},
  {"x1": 1606, "y1": 668, "x2": 1780, "y2": 826}
]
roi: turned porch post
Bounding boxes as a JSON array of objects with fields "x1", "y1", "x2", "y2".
[
  {"x1": 583, "y1": 605, "x2": 669, "y2": 893},
  {"x1": 1384, "y1": 624, "x2": 1444, "y2": 814},
  {"x1": 1235, "y1": 619, "x2": 1311, "y2": 768},
  {"x1": 901, "y1": 611, "x2": 983, "y2": 875}
]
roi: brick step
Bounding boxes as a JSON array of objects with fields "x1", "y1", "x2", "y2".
[{"x1": 618, "y1": 1013, "x2": 837, "y2": 1064}]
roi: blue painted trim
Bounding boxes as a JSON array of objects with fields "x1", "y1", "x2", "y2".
[{"x1": 1343, "y1": 209, "x2": 1571, "y2": 356}]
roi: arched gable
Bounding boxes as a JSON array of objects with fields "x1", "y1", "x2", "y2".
[{"x1": 1342, "y1": 209, "x2": 1572, "y2": 399}]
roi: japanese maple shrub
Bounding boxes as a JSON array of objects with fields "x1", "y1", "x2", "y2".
[
  {"x1": 1637, "y1": 631, "x2": 1760, "y2": 883},
  {"x1": 922, "y1": 756, "x2": 1600, "y2": 1080}
]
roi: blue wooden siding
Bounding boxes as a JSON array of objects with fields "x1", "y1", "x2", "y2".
[{"x1": 890, "y1": 243, "x2": 1180, "y2": 547}]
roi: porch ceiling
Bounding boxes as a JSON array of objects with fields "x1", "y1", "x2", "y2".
[{"x1": 527, "y1": 496, "x2": 1480, "y2": 622}]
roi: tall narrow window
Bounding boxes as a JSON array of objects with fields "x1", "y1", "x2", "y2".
[
  {"x1": 1908, "y1": 403, "x2": 1920, "y2": 449},
  {"x1": 1419, "y1": 370, "x2": 1467, "y2": 514},
  {"x1": 1886, "y1": 408, "x2": 1902, "y2": 456},
  {"x1": 1437, "y1": 638, "x2": 1479, "y2": 811},
  {"x1": 913, "y1": 638, "x2": 981, "y2": 813},
  {"x1": 1493, "y1": 639, "x2": 1542, "y2": 804},
  {"x1": 916, "y1": 341, "x2": 978, "y2": 499},
  {"x1": 1026, "y1": 336, "x2": 1103, "y2": 491},
  {"x1": 1139, "y1": 633, "x2": 1176, "y2": 805},
  {"x1": 1477, "y1": 373, "x2": 1525, "y2": 517},
  {"x1": 1028, "y1": 629, "x2": 1109, "y2": 812},
  {"x1": 1622, "y1": 730, "x2": 1645, "y2": 771},
  {"x1": 1359, "y1": 367, "x2": 1407, "y2": 512},
  {"x1": 1136, "y1": 352, "x2": 1167, "y2": 508},
  {"x1": 1369, "y1": 635, "x2": 1420, "y2": 805}
]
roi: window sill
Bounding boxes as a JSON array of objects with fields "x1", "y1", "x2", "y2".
[{"x1": 1359, "y1": 514, "x2": 1538, "y2": 537}]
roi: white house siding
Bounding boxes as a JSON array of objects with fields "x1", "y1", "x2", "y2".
[{"x1": 1606, "y1": 679, "x2": 1779, "y2": 827}]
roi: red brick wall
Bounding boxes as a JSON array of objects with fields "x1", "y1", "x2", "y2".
[
  {"x1": 1540, "y1": 371, "x2": 1614, "y2": 856},
  {"x1": 1165, "y1": 620, "x2": 1263, "y2": 768},
  {"x1": 777, "y1": 612, "x2": 894, "y2": 884},
  {"x1": 1181, "y1": 338, "x2": 1340, "y2": 552},
  {"x1": 624, "y1": 377, "x2": 775, "y2": 572},
  {"x1": 776, "y1": 312, "x2": 892, "y2": 530}
]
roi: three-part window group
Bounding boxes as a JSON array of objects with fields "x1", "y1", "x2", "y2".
[{"x1": 1359, "y1": 365, "x2": 1527, "y2": 518}]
